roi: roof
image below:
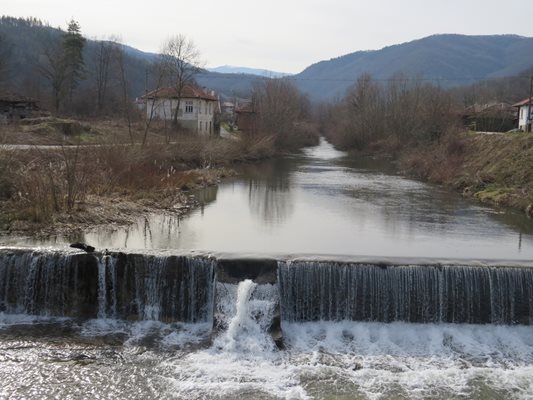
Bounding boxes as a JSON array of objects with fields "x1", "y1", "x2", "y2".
[
  {"x1": 464, "y1": 102, "x2": 516, "y2": 115},
  {"x1": 142, "y1": 84, "x2": 217, "y2": 101},
  {"x1": 0, "y1": 92, "x2": 38, "y2": 103},
  {"x1": 512, "y1": 97, "x2": 533, "y2": 107}
]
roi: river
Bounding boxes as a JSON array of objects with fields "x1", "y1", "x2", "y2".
[
  {"x1": 2, "y1": 138, "x2": 533, "y2": 399},
  {"x1": 5, "y1": 137, "x2": 533, "y2": 259}
]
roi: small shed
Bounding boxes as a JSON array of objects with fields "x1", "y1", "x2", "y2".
[
  {"x1": 0, "y1": 93, "x2": 39, "y2": 124},
  {"x1": 235, "y1": 102, "x2": 258, "y2": 135}
]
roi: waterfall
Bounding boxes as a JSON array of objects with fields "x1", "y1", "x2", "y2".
[
  {"x1": 4, "y1": 247, "x2": 533, "y2": 327},
  {"x1": 0, "y1": 250, "x2": 95, "y2": 317},
  {"x1": 278, "y1": 261, "x2": 533, "y2": 324},
  {"x1": 0, "y1": 248, "x2": 216, "y2": 323},
  {"x1": 214, "y1": 280, "x2": 278, "y2": 353}
]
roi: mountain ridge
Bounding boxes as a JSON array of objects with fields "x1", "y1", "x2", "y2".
[
  {"x1": 1, "y1": 17, "x2": 533, "y2": 104},
  {"x1": 293, "y1": 34, "x2": 533, "y2": 100}
]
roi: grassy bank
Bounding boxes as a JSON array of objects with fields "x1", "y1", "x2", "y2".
[{"x1": 399, "y1": 132, "x2": 533, "y2": 215}]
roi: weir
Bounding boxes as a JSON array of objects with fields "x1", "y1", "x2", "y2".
[
  {"x1": 0, "y1": 248, "x2": 215, "y2": 322},
  {"x1": 1, "y1": 247, "x2": 533, "y2": 327}
]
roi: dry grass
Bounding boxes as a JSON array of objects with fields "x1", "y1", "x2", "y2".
[
  {"x1": 399, "y1": 131, "x2": 533, "y2": 213},
  {"x1": 0, "y1": 129, "x2": 277, "y2": 230}
]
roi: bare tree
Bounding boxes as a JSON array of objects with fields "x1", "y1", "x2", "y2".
[
  {"x1": 251, "y1": 78, "x2": 314, "y2": 150},
  {"x1": 112, "y1": 41, "x2": 134, "y2": 144},
  {"x1": 92, "y1": 40, "x2": 113, "y2": 113},
  {"x1": 160, "y1": 34, "x2": 202, "y2": 130},
  {"x1": 142, "y1": 61, "x2": 166, "y2": 145},
  {"x1": 37, "y1": 41, "x2": 68, "y2": 112}
]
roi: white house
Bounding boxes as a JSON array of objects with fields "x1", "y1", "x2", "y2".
[
  {"x1": 513, "y1": 97, "x2": 533, "y2": 132},
  {"x1": 142, "y1": 84, "x2": 218, "y2": 135}
]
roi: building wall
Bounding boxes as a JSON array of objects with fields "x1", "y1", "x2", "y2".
[
  {"x1": 146, "y1": 98, "x2": 216, "y2": 135},
  {"x1": 518, "y1": 105, "x2": 532, "y2": 130}
]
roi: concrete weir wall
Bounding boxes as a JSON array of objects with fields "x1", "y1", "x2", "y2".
[{"x1": 1, "y1": 247, "x2": 533, "y2": 327}]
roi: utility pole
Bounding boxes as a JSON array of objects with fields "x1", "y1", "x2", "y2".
[{"x1": 526, "y1": 75, "x2": 533, "y2": 132}]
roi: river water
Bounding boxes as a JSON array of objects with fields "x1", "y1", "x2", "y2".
[
  {"x1": 2, "y1": 139, "x2": 533, "y2": 399},
  {"x1": 6, "y1": 137, "x2": 533, "y2": 259}
]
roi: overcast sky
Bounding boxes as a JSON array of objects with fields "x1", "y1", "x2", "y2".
[{"x1": 3, "y1": 0, "x2": 533, "y2": 73}]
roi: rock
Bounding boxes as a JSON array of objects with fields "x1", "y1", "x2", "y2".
[
  {"x1": 70, "y1": 242, "x2": 96, "y2": 253},
  {"x1": 526, "y1": 204, "x2": 533, "y2": 218}
]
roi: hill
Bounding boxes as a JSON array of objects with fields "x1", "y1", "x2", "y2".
[
  {"x1": 208, "y1": 65, "x2": 291, "y2": 78},
  {"x1": 2, "y1": 18, "x2": 533, "y2": 106},
  {"x1": 0, "y1": 16, "x2": 260, "y2": 107},
  {"x1": 292, "y1": 34, "x2": 533, "y2": 101}
]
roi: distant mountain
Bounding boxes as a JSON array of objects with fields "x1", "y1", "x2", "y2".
[
  {"x1": 2, "y1": 18, "x2": 533, "y2": 105},
  {"x1": 208, "y1": 65, "x2": 291, "y2": 78},
  {"x1": 292, "y1": 34, "x2": 533, "y2": 101},
  {"x1": 0, "y1": 16, "x2": 260, "y2": 102}
]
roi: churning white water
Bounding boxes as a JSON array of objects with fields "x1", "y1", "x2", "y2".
[
  {"x1": 162, "y1": 280, "x2": 307, "y2": 399},
  {"x1": 155, "y1": 280, "x2": 533, "y2": 400}
]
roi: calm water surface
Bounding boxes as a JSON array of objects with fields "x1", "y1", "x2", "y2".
[{"x1": 4, "y1": 138, "x2": 533, "y2": 259}]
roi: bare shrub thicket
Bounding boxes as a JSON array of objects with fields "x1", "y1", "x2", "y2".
[
  {"x1": 1, "y1": 134, "x2": 280, "y2": 223},
  {"x1": 7, "y1": 145, "x2": 90, "y2": 221},
  {"x1": 324, "y1": 74, "x2": 458, "y2": 151},
  {"x1": 251, "y1": 79, "x2": 319, "y2": 151}
]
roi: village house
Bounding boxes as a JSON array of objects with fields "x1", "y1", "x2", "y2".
[
  {"x1": 142, "y1": 84, "x2": 219, "y2": 135},
  {"x1": 0, "y1": 92, "x2": 39, "y2": 124},
  {"x1": 513, "y1": 97, "x2": 533, "y2": 132}
]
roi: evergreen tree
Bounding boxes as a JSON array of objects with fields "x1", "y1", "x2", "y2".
[{"x1": 63, "y1": 19, "x2": 86, "y2": 107}]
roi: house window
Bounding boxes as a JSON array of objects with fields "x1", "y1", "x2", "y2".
[
  {"x1": 185, "y1": 101, "x2": 193, "y2": 113},
  {"x1": 521, "y1": 108, "x2": 524, "y2": 118},
  {"x1": 209, "y1": 121, "x2": 212, "y2": 133},
  {"x1": 199, "y1": 121, "x2": 202, "y2": 131}
]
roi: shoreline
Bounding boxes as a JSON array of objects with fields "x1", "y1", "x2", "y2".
[{"x1": 0, "y1": 167, "x2": 232, "y2": 241}]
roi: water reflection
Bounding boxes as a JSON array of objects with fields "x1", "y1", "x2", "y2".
[
  {"x1": 3, "y1": 138, "x2": 533, "y2": 259},
  {"x1": 240, "y1": 158, "x2": 294, "y2": 225}
]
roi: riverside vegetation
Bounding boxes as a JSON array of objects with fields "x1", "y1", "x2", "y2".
[
  {"x1": 321, "y1": 73, "x2": 533, "y2": 216},
  {"x1": 0, "y1": 119, "x2": 316, "y2": 237}
]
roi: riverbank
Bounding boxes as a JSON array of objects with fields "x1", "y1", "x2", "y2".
[
  {"x1": 397, "y1": 132, "x2": 533, "y2": 216},
  {"x1": 0, "y1": 167, "x2": 232, "y2": 239},
  {"x1": 0, "y1": 125, "x2": 277, "y2": 238}
]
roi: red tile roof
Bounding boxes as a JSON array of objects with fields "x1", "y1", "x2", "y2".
[
  {"x1": 512, "y1": 97, "x2": 533, "y2": 107},
  {"x1": 143, "y1": 84, "x2": 217, "y2": 101}
]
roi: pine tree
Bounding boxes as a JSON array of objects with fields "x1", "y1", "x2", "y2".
[{"x1": 63, "y1": 19, "x2": 86, "y2": 108}]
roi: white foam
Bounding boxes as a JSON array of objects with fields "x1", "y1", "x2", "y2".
[
  {"x1": 0, "y1": 312, "x2": 69, "y2": 327},
  {"x1": 281, "y1": 321, "x2": 533, "y2": 399},
  {"x1": 80, "y1": 318, "x2": 212, "y2": 349},
  {"x1": 164, "y1": 280, "x2": 308, "y2": 399}
]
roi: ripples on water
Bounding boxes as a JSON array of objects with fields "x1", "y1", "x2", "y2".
[{"x1": 2, "y1": 314, "x2": 533, "y2": 399}]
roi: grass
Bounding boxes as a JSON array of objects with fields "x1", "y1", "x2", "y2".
[{"x1": 399, "y1": 131, "x2": 533, "y2": 214}]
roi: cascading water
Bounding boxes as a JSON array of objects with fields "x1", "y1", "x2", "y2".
[
  {"x1": 162, "y1": 280, "x2": 309, "y2": 399},
  {"x1": 0, "y1": 248, "x2": 216, "y2": 323},
  {"x1": 0, "y1": 249, "x2": 97, "y2": 317},
  {"x1": 5, "y1": 248, "x2": 533, "y2": 398},
  {"x1": 278, "y1": 260, "x2": 533, "y2": 324},
  {"x1": 214, "y1": 280, "x2": 278, "y2": 353}
]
